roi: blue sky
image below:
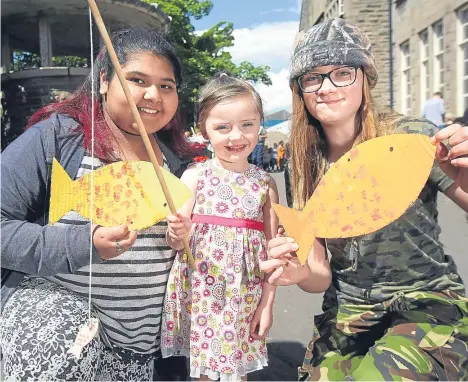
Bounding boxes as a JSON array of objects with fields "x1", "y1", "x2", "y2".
[
  {"x1": 192, "y1": 0, "x2": 301, "y2": 30},
  {"x1": 191, "y1": 0, "x2": 302, "y2": 113}
]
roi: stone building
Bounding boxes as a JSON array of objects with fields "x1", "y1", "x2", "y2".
[
  {"x1": 299, "y1": 0, "x2": 468, "y2": 118},
  {"x1": 1, "y1": 0, "x2": 171, "y2": 147}
]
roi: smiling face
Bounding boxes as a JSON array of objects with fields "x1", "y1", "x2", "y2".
[
  {"x1": 100, "y1": 52, "x2": 179, "y2": 135},
  {"x1": 204, "y1": 96, "x2": 261, "y2": 168},
  {"x1": 302, "y1": 65, "x2": 364, "y2": 127}
]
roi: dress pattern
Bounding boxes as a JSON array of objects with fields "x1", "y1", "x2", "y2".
[{"x1": 162, "y1": 160, "x2": 270, "y2": 381}]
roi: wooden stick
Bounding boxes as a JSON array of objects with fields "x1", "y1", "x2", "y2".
[{"x1": 87, "y1": 0, "x2": 195, "y2": 269}]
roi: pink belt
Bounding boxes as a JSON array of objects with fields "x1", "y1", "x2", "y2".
[{"x1": 192, "y1": 214, "x2": 264, "y2": 232}]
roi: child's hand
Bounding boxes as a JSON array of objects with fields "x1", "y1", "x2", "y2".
[
  {"x1": 166, "y1": 213, "x2": 192, "y2": 242},
  {"x1": 250, "y1": 302, "x2": 273, "y2": 340}
]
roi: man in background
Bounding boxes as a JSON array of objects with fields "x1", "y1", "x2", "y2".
[
  {"x1": 251, "y1": 126, "x2": 267, "y2": 168},
  {"x1": 422, "y1": 92, "x2": 445, "y2": 128}
]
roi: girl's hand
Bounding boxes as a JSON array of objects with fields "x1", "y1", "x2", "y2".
[
  {"x1": 167, "y1": 213, "x2": 192, "y2": 242},
  {"x1": 250, "y1": 301, "x2": 273, "y2": 340},
  {"x1": 432, "y1": 124, "x2": 468, "y2": 193},
  {"x1": 92, "y1": 224, "x2": 137, "y2": 260},
  {"x1": 260, "y1": 227, "x2": 311, "y2": 286}
]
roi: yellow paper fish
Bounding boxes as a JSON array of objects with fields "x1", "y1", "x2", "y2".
[
  {"x1": 49, "y1": 158, "x2": 192, "y2": 230},
  {"x1": 273, "y1": 134, "x2": 437, "y2": 265}
]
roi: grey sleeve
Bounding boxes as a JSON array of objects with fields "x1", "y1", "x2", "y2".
[{"x1": 1, "y1": 125, "x2": 102, "y2": 276}]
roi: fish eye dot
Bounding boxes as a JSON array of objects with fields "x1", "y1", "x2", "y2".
[
  {"x1": 348, "y1": 158, "x2": 351, "y2": 162},
  {"x1": 163, "y1": 203, "x2": 167, "y2": 207},
  {"x1": 390, "y1": 147, "x2": 394, "y2": 152}
]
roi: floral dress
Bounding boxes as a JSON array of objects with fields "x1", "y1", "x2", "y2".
[{"x1": 162, "y1": 159, "x2": 270, "y2": 381}]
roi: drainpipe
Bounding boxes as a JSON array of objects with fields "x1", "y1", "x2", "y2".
[{"x1": 389, "y1": 0, "x2": 394, "y2": 110}]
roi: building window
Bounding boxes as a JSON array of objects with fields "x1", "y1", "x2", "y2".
[
  {"x1": 419, "y1": 29, "x2": 430, "y2": 107},
  {"x1": 401, "y1": 41, "x2": 411, "y2": 115},
  {"x1": 325, "y1": 0, "x2": 344, "y2": 19},
  {"x1": 432, "y1": 20, "x2": 444, "y2": 94},
  {"x1": 458, "y1": 6, "x2": 468, "y2": 114}
]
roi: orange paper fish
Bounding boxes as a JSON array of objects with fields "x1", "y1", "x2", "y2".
[
  {"x1": 49, "y1": 158, "x2": 192, "y2": 230},
  {"x1": 273, "y1": 134, "x2": 437, "y2": 264}
]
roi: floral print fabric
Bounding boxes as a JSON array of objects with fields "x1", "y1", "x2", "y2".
[
  {"x1": 1, "y1": 276, "x2": 153, "y2": 381},
  {"x1": 162, "y1": 160, "x2": 270, "y2": 381}
]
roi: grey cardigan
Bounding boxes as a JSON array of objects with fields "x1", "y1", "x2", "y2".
[{"x1": 1, "y1": 113, "x2": 189, "y2": 307}]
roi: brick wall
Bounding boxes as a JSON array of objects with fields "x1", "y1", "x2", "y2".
[
  {"x1": 345, "y1": 0, "x2": 392, "y2": 109},
  {"x1": 300, "y1": 0, "x2": 327, "y2": 30}
]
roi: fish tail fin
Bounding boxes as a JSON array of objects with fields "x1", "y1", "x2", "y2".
[
  {"x1": 272, "y1": 203, "x2": 316, "y2": 266},
  {"x1": 49, "y1": 158, "x2": 75, "y2": 224}
]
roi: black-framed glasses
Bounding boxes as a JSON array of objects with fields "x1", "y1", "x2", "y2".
[{"x1": 298, "y1": 66, "x2": 358, "y2": 93}]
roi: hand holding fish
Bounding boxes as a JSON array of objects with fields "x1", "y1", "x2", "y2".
[
  {"x1": 93, "y1": 224, "x2": 137, "y2": 260},
  {"x1": 432, "y1": 124, "x2": 468, "y2": 193},
  {"x1": 260, "y1": 228, "x2": 311, "y2": 286},
  {"x1": 166, "y1": 213, "x2": 192, "y2": 250}
]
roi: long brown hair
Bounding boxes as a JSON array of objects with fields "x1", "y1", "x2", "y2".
[{"x1": 289, "y1": 74, "x2": 397, "y2": 209}]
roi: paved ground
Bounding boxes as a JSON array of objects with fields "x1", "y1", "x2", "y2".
[{"x1": 251, "y1": 171, "x2": 468, "y2": 381}]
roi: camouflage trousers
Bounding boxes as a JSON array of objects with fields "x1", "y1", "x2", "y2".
[{"x1": 298, "y1": 290, "x2": 468, "y2": 381}]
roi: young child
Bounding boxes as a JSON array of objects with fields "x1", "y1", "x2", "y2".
[{"x1": 161, "y1": 73, "x2": 279, "y2": 381}]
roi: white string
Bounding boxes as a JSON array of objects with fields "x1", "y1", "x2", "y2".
[{"x1": 88, "y1": 7, "x2": 95, "y2": 321}]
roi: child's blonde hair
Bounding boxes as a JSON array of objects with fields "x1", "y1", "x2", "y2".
[{"x1": 196, "y1": 73, "x2": 264, "y2": 137}]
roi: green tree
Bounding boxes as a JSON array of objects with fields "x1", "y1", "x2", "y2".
[
  {"x1": 142, "y1": 0, "x2": 271, "y2": 125},
  {"x1": 12, "y1": 51, "x2": 87, "y2": 71}
]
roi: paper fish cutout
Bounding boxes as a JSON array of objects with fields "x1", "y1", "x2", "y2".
[
  {"x1": 273, "y1": 134, "x2": 437, "y2": 265},
  {"x1": 49, "y1": 158, "x2": 192, "y2": 230}
]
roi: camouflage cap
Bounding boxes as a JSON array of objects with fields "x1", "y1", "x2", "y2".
[{"x1": 290, "y1": 18, "x2": 378, "y2": 89}]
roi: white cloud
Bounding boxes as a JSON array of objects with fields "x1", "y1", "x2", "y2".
[
  {"x1": 196, "y1": 19, "x2": 299, "y2": 113},
  {"x1": 255, "y1": 69, "x2": 292, "y2": 114},
  {"x1": 226, "y1": 20, "x2": 299, "y2": 114},
  {"x1": 227, "y1": 21, "x2": 299, "y2": 72}
]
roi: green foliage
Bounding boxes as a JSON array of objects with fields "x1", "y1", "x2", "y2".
[
  {"x1": 12, "y1": 51, "x2": 41, "y2": 71},
  {"x1": 12, "y1": 50, "x2": 87, "y2": 71},
  {"x1": 143, "y1": 0, "x2": 271, "y2": 124},
  {"x1": 52, "y1": 56, "x2": 88, "y2": 67}
]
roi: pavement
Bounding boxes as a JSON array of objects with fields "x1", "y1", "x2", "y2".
[{"x1": 250, "y1": 171, "x2": 468, "y2": 381}]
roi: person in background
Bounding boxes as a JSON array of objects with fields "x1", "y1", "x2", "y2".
[
  {"x1": 277, "y1": 140, "x2": 285, "y2": 172},
  {"x1": 444, "y1": 113, "x2": 456, "y2": 126},
  {"x1": 271, "y1": 143, "x2": 278, "y2": 172},
  {"x1": 422, "y1": 91, "x2": 445, "y2": 128},
  {"x1": 263, "y1": 144, "x2": 271, "y2": 171},
  {"x1": 251, "y1": 125, "x2": 268, "y2": 168}
]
